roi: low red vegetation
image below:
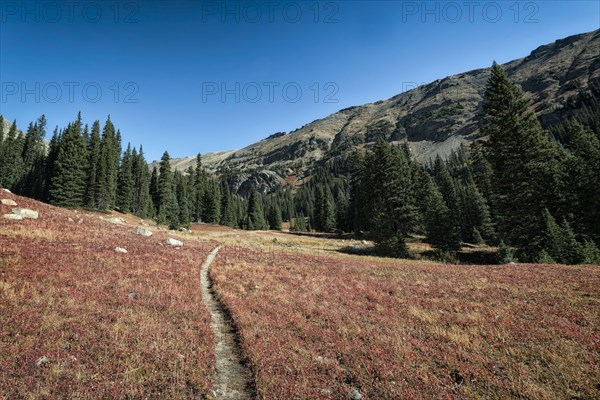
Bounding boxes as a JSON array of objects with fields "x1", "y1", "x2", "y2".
[
  {"x1": 0, "y1": 194, "x2": 217, "y2": 398},
  {"x1": 211, "y1": 246, "x2": 600, "y2": 399}
]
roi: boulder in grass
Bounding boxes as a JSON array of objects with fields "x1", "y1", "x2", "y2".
[
  {"x1": 3, "y1": 214, "x2": 23, "y2": 220},
  {"x1": 2, "y1": 188, "x2": 11, "y2": 194},
  {"x1": 166, "y1": 237, "x2": 183, "y2": 247},
  {"x1": 109, "y1": 217, "x2": 125, "y2": 224},
  {"x1": 132, "y1": 226, "x2": 153, "y2": 237},
  {"x1": 115, "y1": 247, "x2": 128, "y2": 253},
  {"x1": 12, "y1": 208, "x2": 38, "y2": 219},
  {"x1": 348, "y1": 389, "x2": 363, "y2": 400},
  {"x1": 1, "y1": 199, "x2": 17, "y2": 206},
  {"x1": 35, "y1": 356, "x2": 49, "y2": 368}
]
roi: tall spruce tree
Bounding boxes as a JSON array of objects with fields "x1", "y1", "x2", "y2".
[
  {"x1": 96, "y1": 116, "x2": 119, "y2": 210},
  {"x1": 131, "y1": 145, "x2": 151, "y2": 217},
  {"x1": 116, "y1": 143, "x2": 134, "y2": 212},
  {"x1": 157, "y1": 151, "x2": 179, "y2": 228},
  {"x1": 246, "y1": 186, "x2": 267, "y2": 230},
  {"x1": 482, "y1": 63, "x2": 564, "y2": 260},
  {"x1": 19, "y1": 115, "x2": 47, "y2": 199},
  {"x1": 50, "y1": 114, "x2": 87, "y2": 208},
  {"x1": 85, "y1": 121, "x2": 102, "y2": 208},
  {"x1": 566, "y1": 122, "x2": 600, "y2": 244},
  {"x1": 220, "y1": 180, "x2": 236, "y2": 227},
  {"x1": 424, "y1": 176, "x2": 461, "y2": 252},
  {"x1": 0, "y1": 119, "x2": 24, "y2": 189}
]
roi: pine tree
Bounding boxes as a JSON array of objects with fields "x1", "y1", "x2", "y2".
[
  {"x1": 43, "y1": 127, "x2": 61, "y2": 202},
  {"x1": 19, "y1": 115, "x2": 47, "y2": 199},
  {"x1": 96, "y1": 116, "x2": 119, "y2": 210},
  {"x1": 566, "y1": 122, "x2": 600, "y2": 244},
  {"x1": 131, "y1": 145, "x2": 151, "y2": 217},
  {"x1": 0, "y1": 115, "x2": 4, "y2": 152},
  {"x1": 246, "y1": 186, "x2": 266, "y2": 230},
  {"x1": 459, "y1": 174, "x2": 495, "y2": 244},
  {"x1": 482, "y1": 63, "x2": 564, "y2": 261},
  {"x1": 193, "y1": 154, "x2": 206, "y2": 222},
  {"x1": 220, "y1": 180, "x2": 236, "y2": 227},
  {"x1": 0, "y1": 119, "x2": 24, "y2": 189},
  {"x1": 157, "y1": 151, "x2": 179, "y2": 228},
  {"x1": 432, "y1": 155, "x2": 462, "y2": 237},
  {"x1": 149, "y1": 166, "x2": 159, "y2": 216},
  {"x1": 50, "y1": 114, "x2": 87, "y2": 208},
  {"x1": 175, "y1": 171, "x2": 191, "y2": 227},
  {"x1": 291, "y1": 212, "x2": 307, "y2": 232},
  {"x1": 267, "y1": 203, "x2": 283, "y2": 230},
  {"x1": 85, "y1": 121, "x2": 101, "y2": 208},
  {"x1": 202, "y1": 179, "x2": 221, "y2": 224},
  {"x1": 424, "y1": 177, "x2": 461, "y2": 252},
  {"x1": 116, "y1": 143, "x2": 134, "y2": 212}
]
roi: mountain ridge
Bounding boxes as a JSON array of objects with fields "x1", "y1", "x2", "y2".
[{"x1": 159, "y1": 29, "x2": 598, "y2": 194}]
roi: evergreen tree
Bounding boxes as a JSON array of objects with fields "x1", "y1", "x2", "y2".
[
  {"x1": 267, "y1": 203, "x2": 283, "y2": 230},
  {"x1": 50, "y1": 114, "x2": 87, "y2": 207},
  {"x1": 43, "y1": 127, "x2": 61, "y2": 202},
  {"x1": 566, "y1": 122, "x2": 600, "y2": 244},
  {"x1": 131, "y1": 145, "x2": 151, "y2": 217},
  {"x1": 246, "y1": 186, "x2": 267, "y2": 230},
  {"x1": 174, "y1": 171, "x2": 191, "y2": 227},
  {"x1": 19, "y1": 115, "x2": 47, "y2": 199},
  {"x1": 482, "y1": 63, "x2": 564, "y2": 260},
  {"x1": 149, "y1": 166, "x2": 159, "y2": 216},
  {"x1": 202, "y1": 179, "x2": 221, "y2": 224},
  {"x1": 85, "y1": 121, "x2": 101, "y2": 208},
  {"x1": 291, "y1": 212, "x2": 307, "y2": 232},
  {"x1": 193, "y1": 154, "x2": 206, "y2": 222},
  {"x1": 116, "y1": 143, "x2": 134, "y2": 212},
  {"x1": 458, "y1": 174, "x2": 495, "y2": 244},
  {"x1": 424, "y1": 177, "x2": 461, "y2": 252},
  {"x1": 157, "y1": 151, "x2": 179, "y2": 228},
  {"x1": 0, "y1": 119, "x2": 23, "y2": 189},
  {"x1": 96, "y1": 116, "x2": 119, "y2": 210},
  {"x1": 539, "y1": 209, "x2": 584, "y2": 265},
  {"x1": 220, "y1": 180, "x2": 236, "y2": 227}
]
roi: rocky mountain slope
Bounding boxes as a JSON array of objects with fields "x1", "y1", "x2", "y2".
[{"x1": 132, "y1": 30, "x2": 600, "y2": 192}]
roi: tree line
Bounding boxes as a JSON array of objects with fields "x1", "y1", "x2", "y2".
[{"x1": 1, "y1": 63, "x2": 599, "y2": 264}]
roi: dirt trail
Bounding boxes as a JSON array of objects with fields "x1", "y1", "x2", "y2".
[{"x1": 200, "y1": 246, "x2": 255, "y2": 399}]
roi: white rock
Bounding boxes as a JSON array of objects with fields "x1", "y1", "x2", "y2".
[
  {"x1": 12, "y1": 208, "x2": 38, "y2": 219},
  {"x1": 115, "y1": 247, "x2": 128, "y2": 253},
  {"x1": 132, "y1": 226, "x2": 153, "y2": 237},
  {"x1": 2, "y1": 188, "x2": 11, "y2": 194},
  {"x1": 166, "y1": 237, "x2": 183, "y2": 247},
  {"x1": 1, "y1": 199, "x2": 17, "y2": 206},
  {"x1": 35, "y1": 355, "x2": 49, "y2": 368},
  {"x1": 109, "y1": 217, "x2": 125, "y2": 224},
  {"x1": 348, "y1": 389, "x2": 363, "y2": 400},
  {"x1": 68, "y1": 217, "x2": 74, "y2": 222},
  {"x1": 3, "y1": 214, "x2": 23, "y2": 220},
  {"x1": 78, "y1": 219, "x2": 84, "y2": 224}
]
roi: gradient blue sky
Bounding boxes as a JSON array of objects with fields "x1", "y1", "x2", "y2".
[{"x1": 1, "y1": 1, "x2": 598, "y2": 161}]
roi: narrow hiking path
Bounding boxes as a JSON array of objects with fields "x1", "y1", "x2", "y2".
[{"x1": 200, "y1": 246, "x2": 255, "y2": 400}]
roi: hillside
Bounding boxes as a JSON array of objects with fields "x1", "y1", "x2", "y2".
[{"x1": 161, "y1": 29, "x2": 600, "y2": 193}]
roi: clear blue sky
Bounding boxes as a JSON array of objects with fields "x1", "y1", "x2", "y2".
[{"x1": 1, "y1": 1, "x2": 598, "y2": 161}]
